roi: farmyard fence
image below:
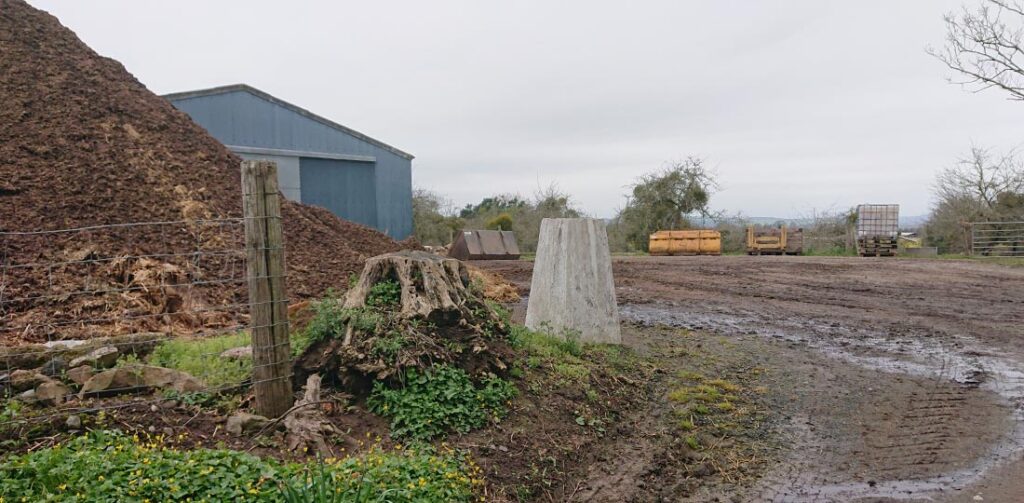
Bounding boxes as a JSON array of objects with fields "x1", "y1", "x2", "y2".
[
  {"x1": 0, "y1": 160, "x2": 293, "y2": 430},
  {"x1": 971, "y1": 221, "x2": 1024, "y2": 257}
]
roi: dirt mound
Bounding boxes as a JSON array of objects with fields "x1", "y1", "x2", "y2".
[
  {"x1": 0, "y1": 0, "x2": 405, "y2": 343},
  {"x1": 467, "y1": 266, "x2": 520, "y2": 302}
]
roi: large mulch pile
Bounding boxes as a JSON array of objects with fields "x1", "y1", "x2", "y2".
[{"x1": 0, "y1": 0, "x2": 409, "y2": 343}]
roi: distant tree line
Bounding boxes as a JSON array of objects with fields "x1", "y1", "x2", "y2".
[
  {"x1": 412, "y1": 159, "x2": 721, "y2": 253},
  {"x1": 411, "y1": 186, "x2": 582, "y2": 252}
]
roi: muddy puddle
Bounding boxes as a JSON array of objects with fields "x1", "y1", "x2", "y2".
[{"x1": 620, "y1": 302, "x2": 1024, "y2": 502}]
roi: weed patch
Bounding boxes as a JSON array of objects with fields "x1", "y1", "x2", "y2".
[
  {"x1": 663, "y1": 331, "x2": 774, "y2": 488},
  {"x1": 554, "y1": 362, "x2": 590, "y2": 382},
  {"x1": 509, "y1": 325, "x2": 582, "y2": 358},
  {"x1": 292, "y1": 294, "x2": 348, "y2": 354},
  {"x1": 368, "y1": 365, "x2": 517, "y2": 441},
  {"x1": 148, "y1": 332, "x2": 251, "y2": 388},
  {"x1": 366, "y1": 278, "x2": 401, "y2": 308},
  {"x1": 0, "y1": 430, "x2": 481, "y2": 502}
]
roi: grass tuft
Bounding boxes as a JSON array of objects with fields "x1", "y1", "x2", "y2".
[{"x1": 148, "y1": 332, "x2": 251, "y2": 388}]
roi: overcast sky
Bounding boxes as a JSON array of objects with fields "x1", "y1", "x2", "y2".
[{"x1": 31, "y1": 0, "x2": 1024, "y2": 219}]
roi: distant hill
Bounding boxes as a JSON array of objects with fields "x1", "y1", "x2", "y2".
[{"x1": 898, "y1": 214, "x2": 928, "y2": 229}]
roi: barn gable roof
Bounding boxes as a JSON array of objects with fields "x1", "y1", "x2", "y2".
[{"x1": 163, "y1": 84, "x2": 414, "y2": 160}]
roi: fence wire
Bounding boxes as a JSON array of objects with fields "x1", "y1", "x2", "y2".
[{"x1": 0, "y1": 214, "x2": 291, "y2": 428}]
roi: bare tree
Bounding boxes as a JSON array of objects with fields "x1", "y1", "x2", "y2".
[
  {"x1": 935, "y1": 146, "x2": 1024, "y2": 215},
  {"x1": 929, "y1": 0, "x2": 1024, "y2": 100},
  {"x1": 924, "y1": 146, "x2": 1024, "y2": 252}
]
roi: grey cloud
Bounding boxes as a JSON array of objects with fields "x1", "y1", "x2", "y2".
[{"x1": 30, "y1": 0, "x2": 1024, "y2": 219}]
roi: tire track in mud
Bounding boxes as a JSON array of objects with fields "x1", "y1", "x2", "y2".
[
  {"x1": 478, "y1": 256, "x2": 1024, "y2": 500},
  {"x1": 620, "y1": 302, "x2": 1024, "y2": 501}
]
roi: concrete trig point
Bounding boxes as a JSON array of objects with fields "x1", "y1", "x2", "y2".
[{"x1": 525, "y1": 218, "x2": 621, "y2": 344}]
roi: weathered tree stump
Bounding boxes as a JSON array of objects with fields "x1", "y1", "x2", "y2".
[
  {"x1": 343, "y1": 250, "x2": 472, "y2": 323},
  {"x1": 293, "y1": 251, "x2": 514, "y2": 394}
]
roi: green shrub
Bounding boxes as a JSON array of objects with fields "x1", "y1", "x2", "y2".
[
  {"x1": 296, "y1": 297, "x2": 349, "y2": 352},
  {"x1": 368, "y1": 365, "x2": 517, "y2": 440},
  {"x1": 292, "y1": 295, "x2": 385, "y2": 356},
  {"x1": 0, "y1": 430, "x2": 481, "y2": 502},
  {"x1": 149, "y1": 332, "x2": 251, "y2": 388},
  {"x1": 485, "y1": 213, "x2": 514, "y2": 231}
]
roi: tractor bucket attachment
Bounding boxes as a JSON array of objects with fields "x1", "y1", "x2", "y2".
[{"x1": 449, "y1": 230, "x2": 521, "y2": 261}]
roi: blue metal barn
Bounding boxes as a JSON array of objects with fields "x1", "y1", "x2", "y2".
[{"x1": 164, "y1": 84, "x2": 413, "y2": 239}]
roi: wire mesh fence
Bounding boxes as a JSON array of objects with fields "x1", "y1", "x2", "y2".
[
  {"x1": 802, "y1": 234, "x2": 855, "y2": 255},
  {"x1": 970, "y1": 221, "x2": 1024, "y2": 257},
  {"x1": 0, "y1": 161, "x2": 293, "y2": 426}
]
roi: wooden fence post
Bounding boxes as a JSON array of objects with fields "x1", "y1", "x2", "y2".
[{"x1": 241, "y1": 160, "x2": 293, "y2": 418}]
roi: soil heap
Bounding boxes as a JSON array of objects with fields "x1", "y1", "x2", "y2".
[{"x1": 0, "y1": 0, "x2": 408, "y2": 343}]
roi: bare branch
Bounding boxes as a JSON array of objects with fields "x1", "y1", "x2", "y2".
[{"x1": 929, "y1": 0, "x2": 1024, "y2": 100}]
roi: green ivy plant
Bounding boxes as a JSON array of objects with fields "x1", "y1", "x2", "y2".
[
  {"x1": 366, "y1": 279, "x2": 401, "y2": 308},
  {"x1": 367, "y1": 365, "x2": 517, "y2": 440},
  {"x1": 0, "y1": 430, "x2": 481, "y2": 502}
]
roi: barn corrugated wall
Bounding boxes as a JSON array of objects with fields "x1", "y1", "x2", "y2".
[{"x1": 168, "y1": 88, "x2": 413, "y2": 239}]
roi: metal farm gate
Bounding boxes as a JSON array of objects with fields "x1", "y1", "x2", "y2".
[{"x1": 971, "y1": 221, "x2": 1024, "y2": 256}]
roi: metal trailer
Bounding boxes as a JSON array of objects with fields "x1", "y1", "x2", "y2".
[
  {"x1": 648, "y1": 230, "x2": 722, "y2": 256},
  {"x1": 448, "y1": 230, "x2": 521, "y2": 261},
  {"x1": 745, "y1": 225, "x2": 804, "y2": 255},
  {"x1": 856, "y1": 204, "x2": 899, "y2": 257}
]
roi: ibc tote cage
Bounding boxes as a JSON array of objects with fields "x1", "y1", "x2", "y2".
[{"x1": 856, "y1": 204, "x2": 899, "y2": 257}]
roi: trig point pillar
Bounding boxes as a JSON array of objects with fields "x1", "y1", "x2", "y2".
[{"x1": 525, "y1": 218, "x2": 621, "y2": 344}]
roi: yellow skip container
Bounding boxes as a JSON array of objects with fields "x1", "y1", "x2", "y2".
[{"x1": 648, "y1": 230, "x2": 721, "y2": 256}]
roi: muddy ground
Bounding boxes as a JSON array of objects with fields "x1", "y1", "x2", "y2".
[{"x1": 477, "y1": 256, "x2": 1024, "y2": 502}]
